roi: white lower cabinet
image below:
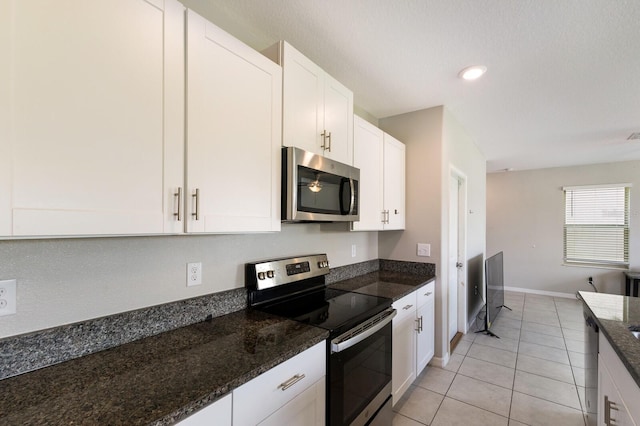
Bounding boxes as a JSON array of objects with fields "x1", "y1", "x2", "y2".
[
  {"x1": 598, "y1": 336, "x2": 640, "y2": 426},
  {"x1": 177, "y1": 341, "x2": 326, "y2": 425},
  {"x1": 257, "y1": 377, "x2": 325, "y2": 426},
  {"x1": 415, "y1": 284, "x2": 435, "y2": 374},
  {"x1": 233, "y1": 341, "x2": 326, "y2": 426},
  {"x1": 392, "y1": 282, "x2": 435, "y2": 405},
  {"x1": 176, "y1": 393, "x2": 232, "y2": 426}
]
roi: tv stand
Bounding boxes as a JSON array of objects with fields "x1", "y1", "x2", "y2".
[{"x1": 475, "y1": 304, "x2": 512, "y2": 339}]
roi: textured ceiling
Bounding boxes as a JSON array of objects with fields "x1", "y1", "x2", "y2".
[{"x1": 184, "y1": 0, "x2": 640, "y2": 172}]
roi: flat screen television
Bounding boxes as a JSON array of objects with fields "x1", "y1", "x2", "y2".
[{"x1": 485, "y1": 251, "x2": 505, "y2": 330}]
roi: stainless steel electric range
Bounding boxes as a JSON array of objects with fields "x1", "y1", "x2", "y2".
[{"x1": 246, "y1": 254, "x2": 396, "y2": 426}]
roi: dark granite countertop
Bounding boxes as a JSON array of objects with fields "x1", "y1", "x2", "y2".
[
  {"x1": 579, "y1": 291, "x2": 640, "y2": 388},
  {"x1": 330, "y1": 270, "x2": 435, "y2": 301},
  {"x1": 0, "y1": 309, "x2": 328, "y2": 426}
]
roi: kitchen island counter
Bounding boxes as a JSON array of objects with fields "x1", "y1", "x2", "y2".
[{"x1": 579, "y1": 291, "x2": 640, "y2": 388}]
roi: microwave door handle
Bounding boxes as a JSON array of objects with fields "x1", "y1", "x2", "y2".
[{"x1": 349, "y1": 178, "x2": 356, "y2": 214}]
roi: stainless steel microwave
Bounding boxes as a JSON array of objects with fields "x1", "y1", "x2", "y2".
[{"x1": 282, "y1": 147, "x2": 360, "y2": 222}]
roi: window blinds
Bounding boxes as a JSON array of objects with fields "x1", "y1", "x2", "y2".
[{"x1": 564, "y1": 185, "x2": 630, "y2": 267}]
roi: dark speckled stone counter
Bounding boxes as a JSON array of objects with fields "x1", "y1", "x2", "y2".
[
  {"x1": 330, "y1": 270, "x2": 435, "y2": 301},
  {"x1": 0, "y1": 309, "x2": 328, "y2": 426},
  {"x1": 579, "y1": 291, "x2": 640, "y2": 388}
]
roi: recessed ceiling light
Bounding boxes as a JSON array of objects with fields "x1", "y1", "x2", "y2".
[{"x1": 458, "y1": 65, "x2": 487, "y2": 81}]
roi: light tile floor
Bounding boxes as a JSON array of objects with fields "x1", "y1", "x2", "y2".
[{"x1": 392, "y1": 291, "x2": 587, "y2": 426}]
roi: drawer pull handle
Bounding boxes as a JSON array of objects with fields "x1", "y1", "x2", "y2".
[
  {"x1": 425, "y1": 292, "x2": 432, "y2": 296},
  {"x1": 403, "y1": 304, "x2": 413, "y2": 310},
  {"x1": 278, "y1": 373, "x2": 305, "y2": 391}
]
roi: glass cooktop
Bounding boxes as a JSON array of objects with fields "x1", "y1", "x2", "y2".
[{"x1": 258, "y1": 287, "x2": 391, "y2": 336}]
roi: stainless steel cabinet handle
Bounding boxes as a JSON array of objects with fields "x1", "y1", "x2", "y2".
[
  {"x1": 425, "y1": 291, "x2": 433, "y2": 296},
  {"x1": 173, "y1": 187, "x2": 182, "y2": 221},
  {"x1": 415, "y1": 318, "x2": 420, "y2": 332},
  {"x1": 192, "y1": 188, "x2": 200, "y2": 221},
  {"x1": 403, "y1": 304, "x2": 413, "y2": 310},
  {"x1": 326, "y1": 131, "x2": 332, "y2": 152},
  {"x1": 604, "y1": 395, "x2": 619, "y2": 425},
  {"x1": 278, "y1": 373, "x2": 305, "y2": 391},
  {"x1": 419, "y1": 316, "x2": 423, "y2": 332},
  {"x1": 321, "y1": 131, "x2": 328, "y2": 151}
]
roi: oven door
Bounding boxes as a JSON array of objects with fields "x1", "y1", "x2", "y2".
[{"x1": 329, "y1": 308, "x2": 395, "y2": 426}]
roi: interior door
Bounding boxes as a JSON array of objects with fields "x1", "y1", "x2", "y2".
[{"x1": 448, "y1": 176, "x2": 460, "y2": 341}]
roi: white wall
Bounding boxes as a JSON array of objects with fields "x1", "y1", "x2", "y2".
[
  {"x1": 380, "y1": 106, "x2": 486, "y2": 361},
  {"x1": 0, "y1": 224, "x2": 377, "y2": 338},
  {"x1": 442, "y1": 109, "x2": 487, "y2": 322},
  {"x1": 487, "y1": 160, "x2": 640, "y2": 296}
]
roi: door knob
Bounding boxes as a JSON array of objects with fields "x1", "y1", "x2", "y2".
[{"x1": 456, "y1": 262, "x2": 463, "y2": 268}]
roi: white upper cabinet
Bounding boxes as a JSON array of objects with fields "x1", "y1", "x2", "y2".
[
  {"x1": 352, "y1": 116, "x2": 405, "y2": 231},
  {"x1": 0, "y1": 0, "x2": 185, "y2": 237},
  {"x1": 264, "y1": 41, "x2": 354, "y2": 165},
  {"x1": 185, "y1": 10, "x2": 282, "y2": 233},
  {"x1": 352, "y1": 116, "x2": 384, "y2": 231},
  {"x1": 383, "y1": 133, "x2": 406, "y2": 230}
]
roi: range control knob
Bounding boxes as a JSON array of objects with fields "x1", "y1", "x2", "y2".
[
  {"x1": 267, "y1": 270, "x2": 275, "y2": 279},
  {"x1": 257, "y1": 272, "x2": 266, "y2": 280}
]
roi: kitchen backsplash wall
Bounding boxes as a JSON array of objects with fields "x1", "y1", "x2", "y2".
[
  {"x1": 1, "y1": 258, "x2": 436, "y2": 380},
  {"x1": 0, "y1": 223, "x2": 378, "y2": 339}
]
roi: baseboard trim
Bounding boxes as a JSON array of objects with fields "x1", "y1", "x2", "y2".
[
  {"x1": 504, "y1": 286, "x2": 576, "y2": 299},
  {"x1": 430, "y1": 354, "x2": 449, "y2": 369}
]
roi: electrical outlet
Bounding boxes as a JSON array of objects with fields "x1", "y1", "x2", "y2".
[
  {"x1": 417, "y1": 243, "x2": 431, "y2": 257},
  {"x1": 0, "y1": 279, "x2": 17, "y2": 316},
  {"x1": 187, "y1": 262, "x2": 202, "y2": 286},
  {"x1": 351, "y1": 244, "x2": 356, "y2": 257}
]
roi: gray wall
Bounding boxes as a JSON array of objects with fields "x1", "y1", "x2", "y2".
[
  {"x1": 380, "y1": 106, "x2": 486, "y2": 361},
  {"x1": 487, "y1": 160, "x2": 640, "y2": 296},
  {"x1": 0, "y1": 224, "x2": 377, "y2": 338}
]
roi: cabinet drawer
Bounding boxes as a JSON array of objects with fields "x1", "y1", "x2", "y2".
[
  {"x1": 233, "y1": 341, "x2": 326, "y2": 426},
  {"x1": 417, "y1": 281, "x2": 435, "y2": 308},
  {"x1": 393, "y1": 291, "x2": 417, "y2": 324}
]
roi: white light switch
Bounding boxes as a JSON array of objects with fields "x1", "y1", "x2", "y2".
[{"x1": 417, "y1": 243, "x2": 431, "y2": 257}]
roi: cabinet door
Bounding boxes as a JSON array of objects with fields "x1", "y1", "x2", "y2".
[
  {"x1": 383, "y1": 133, "x2": 406, "y2": 230},
  {"x1": 185, "y1": 10, "x2": 281, "y2": 233},
  {"x1": 233, "y1": 341, "x2": 326, "y2": 426},
  {"x1": 259, "y1": 377, "x2": 325, "y2": 426},
  {"x1": 175, "y1": 393, "x2": 232, "y2": 426},
  {"x1": 598, "y1": 357, "x2": 635, "y2": 426},
  {"x1": 392, "y1": 292, "x2": 418, "y2": 406},
  {"x1": 392, "y1": 313, "x2": 417, "y2": 406},
  {"x1": 323, "y1": 74, "x2": 354, "y2": 165},
  {"x1": 351, "y1": 116, "x2": 383, "y2": 231},
  {"x1": 281, "y1": 42, "x2": 324, "y2": 155},
  {"x1": 1, "y1": 0, "x2": 184, "y2": 236},
  {"x1": 416, "y1": 296, "x2": 435, "y2": 375}
]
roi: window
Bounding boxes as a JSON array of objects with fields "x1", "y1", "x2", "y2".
[{"x1": 563, "y1": 184, "x2": 630, "y2": 268}]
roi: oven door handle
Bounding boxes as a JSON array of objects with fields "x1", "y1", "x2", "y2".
[{"x1": 331, "y1": 308, "x2": 397, "y2": 353}]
